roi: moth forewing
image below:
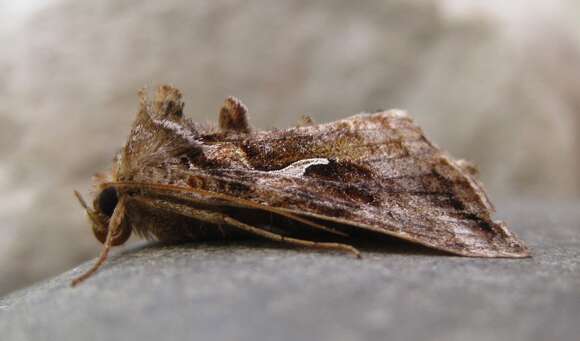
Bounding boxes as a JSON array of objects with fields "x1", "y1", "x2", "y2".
[{"x1": 72, "y1": 85, "x2": 529, "y2": 286}]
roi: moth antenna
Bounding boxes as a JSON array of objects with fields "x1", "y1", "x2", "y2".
[
  {"x1": 74, "y1": 190, "x2": 90, "y2": 210},
  {"x1": 71, "y1": 196, "x2": 127, "y2": 287},
  {"x1": 74, "y1": 190, "x2": 103, "y2": 228}
]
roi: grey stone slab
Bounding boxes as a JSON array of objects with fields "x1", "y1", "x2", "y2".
[{"x1": 1, "y1": 200, "x2": 579, "y2": 341}]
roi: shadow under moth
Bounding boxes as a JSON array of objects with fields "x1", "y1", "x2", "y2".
[{"x1": 72, "y1": 85, "x2": 529, "y2": 286}]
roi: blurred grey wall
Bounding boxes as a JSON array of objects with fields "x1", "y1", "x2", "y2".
[{"x1": 1, "y1": 0, "x2": 579, "y2": 294}]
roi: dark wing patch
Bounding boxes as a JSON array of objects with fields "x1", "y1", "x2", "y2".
[
  {"x1": 183, "y1": 165, "x2": 527, "y2": 257},
  {"x1": 303, "y1": 159, "x2": 375, "y2": 183}
]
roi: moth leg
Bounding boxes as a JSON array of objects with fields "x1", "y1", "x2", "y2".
[
  {"x1": 132, "y1": 196, "x2": 361, "y2": 258},
  {"x1": 71, "y1": 195, "x2": 127, "y2": 287},
  {"x1": 220, "y1": 215, "x2": 362, "y2": 258},
  {"x1": 171, "y1": 189, "x2": 349, "y2": 237},
  {"x1": 106, "y1": 181, "x2": 349, "y2": 237}
]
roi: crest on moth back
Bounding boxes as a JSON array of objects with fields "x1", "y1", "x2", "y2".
[{"x1": 83, "y1": 84, "x2": 528, "y2": 275}]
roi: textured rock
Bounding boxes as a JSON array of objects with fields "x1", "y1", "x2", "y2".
[{"x1": 1, "y1": 200, "x2": 579, "y2": 341}]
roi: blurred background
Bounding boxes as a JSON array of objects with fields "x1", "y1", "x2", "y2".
[{"x1": 0, "y1": 0, "x2": 579, "y2": 295}]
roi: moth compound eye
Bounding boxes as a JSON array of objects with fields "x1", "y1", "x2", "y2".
[{"x1": 97, "y1": 187, "x2": 118, "y2": 217}]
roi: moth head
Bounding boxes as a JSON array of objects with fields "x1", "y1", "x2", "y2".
[
  {"x1": 74, "y1": 188, "x2": 131, "y2": 246},
  {"x1": 92, "y1": 187, "x2": 132, "y2": 245},
  {"x1": 71, "y1": 187, "x2": 132, "y2": 286}
]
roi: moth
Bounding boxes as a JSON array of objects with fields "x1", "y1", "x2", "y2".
[{"x1": 72, "y1": 85, "x2": 529, "y2": 286}]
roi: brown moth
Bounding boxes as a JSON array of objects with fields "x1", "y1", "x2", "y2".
[{"x1": 72, "y1": 85, "x2": 529, "y2": 286}]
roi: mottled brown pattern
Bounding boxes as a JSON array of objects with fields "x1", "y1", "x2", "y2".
[
  {"x1": 72, "y1": 85, "x2": 529, "y2": 285},
  {"x1": 218, "y1": 96, "x2": 250, "y2": 134}
]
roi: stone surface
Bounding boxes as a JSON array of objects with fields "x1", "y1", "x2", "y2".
[
  {"x1": 3, "y1": 0, "x2": 580, "y2": 295},
  {"x1": 1, "y1": 200, "x2": 579, "y2": 341}
]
